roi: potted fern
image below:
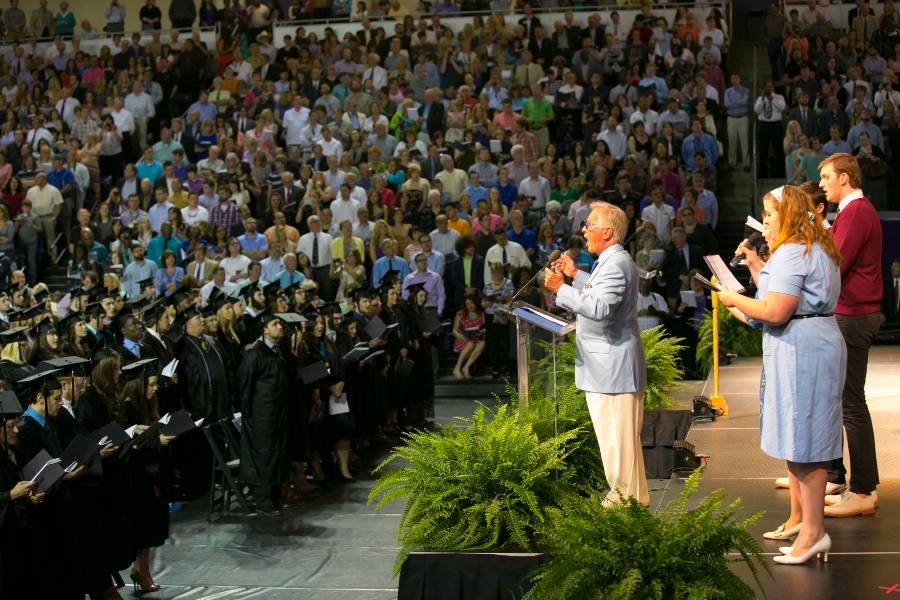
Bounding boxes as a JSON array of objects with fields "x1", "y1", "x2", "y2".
[
  {"x1": 696, "y1": 307, "x2": 763, "y2": 376},
  {"x1": 526, "y1": 469, "x2": 770, "y2": 599},
  {"x1": 368, "y1": 403, "x2": 578, "y2": 586}
]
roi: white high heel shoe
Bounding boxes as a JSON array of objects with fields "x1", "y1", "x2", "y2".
[
  {"x1": 773, "y1": 534, "x2": 831, "y2": 565},
  {"x1": 763, "y1": 522, "x2": 802, "y2": 540}
]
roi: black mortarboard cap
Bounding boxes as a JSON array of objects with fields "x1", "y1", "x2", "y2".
[
  {"x1": 138, "y1": 277, "x2": 155, "y2": 291},
  {"x1": 239, "y1": 282, "x2": 262, "y2": 300},
  {"x1": 299, "y1": 361, "x2": 329, "y2": 384},
  {"x1": 126, "y1": 296, "x2": 150, "y2": 311},
  {"x1": 55, "y1": 312, "x2": 83, "y2": 336},
  {"x1": 317, "y1": 302, "x2": 342, "y2": 317},
  {"x1": 252, "y1": 308, "x2": 275, "y2": 328},
  {"x1": 120, "y1": 358, "x2": 158, "y2": 381},
  {"x1": 84, "y1": 301, "x2": 104, "y2": 317},
  {"x1": 207, "y1": 286, "x2": 226, "y2": 307},
  {"x1": 37, "y1": 356, "x2": 91, "y2": 375},
  {"x1": 19, "y1": 368, "x2": 63, "y2": 392},
  {"x1": 142, "y1": 298, "x2": 167, "y2": 323},
  {"x1": 9, "y1": 304, "x2": 45, "y2": 323},
  {"x1": 261, "y1": 280, "x2": 280, "y2": 300},
  {"x1": 166, "y1": 289, "x2": 192, "y2": 308},
  {"x1": 32, "y1": 288, "x2": 50, "y2": 303},
  {"x1": 180, "y1": 305, "x2": 203, "y2": 322},
  {"x1": 300, "y1": 303, "x2": 318, "y2": 317},
  {"x1": 0, "y1": 327, "x2": 29, "y2": 343},
  {"x1": 30, "y1": 319, "x2": 56, "y2": 338},
  {"x1": 0, "y1": 390, "x2": 22, "y2": 417},
  {"x1": 406, "y1": 282, "x2": 426, "y2": 296},
  {"x1": 274, "y1": 312, "x2": 306, "y2": 327},
  {"x1": 379, "y1": 269, "x2": 400, "y2": 287}
]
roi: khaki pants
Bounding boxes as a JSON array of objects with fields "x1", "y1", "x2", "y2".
[
  {"x1": 39, "y1": 214, "x2": 58, "y2": 262},
  {"x1": 533, "y1": 126, "x2": 550, "y2": 155},
  {"x1": 586, "y1": 391, "x2": 649, "y2": 506},
  {"x1": 727, "y1": 115, "x2": 749, "y2": 167}
]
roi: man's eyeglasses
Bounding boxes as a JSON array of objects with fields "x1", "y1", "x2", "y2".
[{"x1": 580, "y1": 220, "x2": 606, "y2": 233}]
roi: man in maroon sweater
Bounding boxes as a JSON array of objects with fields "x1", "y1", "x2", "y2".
[{"x1": 818, "y1": 153, "x2": 883, "y2": 517}]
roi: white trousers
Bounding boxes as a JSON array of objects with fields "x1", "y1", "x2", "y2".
[
  {"x1": 585, "y1": 391, "x2": 650, "y2": 506},
  {"x1": 727, "y1": 116, "x2": 749, "y2": 167}
]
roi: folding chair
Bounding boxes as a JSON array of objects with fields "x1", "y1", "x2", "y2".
[{"x1": 201, "y1": 421, "x2": 252, "y2": 521}]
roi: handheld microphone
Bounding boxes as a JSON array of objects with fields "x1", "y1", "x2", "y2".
[
  {"x1": 729, "y1": 232, "x2": 762, "y2": 268},
  {"x1": 510, "y1": 249, "x2": 561, "y2": 304}
]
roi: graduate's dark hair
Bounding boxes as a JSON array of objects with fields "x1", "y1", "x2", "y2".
[{"x1": 92, "y1": 354, "x2": 122, "y2": 420}]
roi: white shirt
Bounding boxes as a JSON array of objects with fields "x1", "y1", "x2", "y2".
[
  {"x1": 230, "y1": 60, "x2": 254, "y2": 84},
  {"x1": 124, "y1": 92, "x2": 155, "y2": 120},
  {"x1": 297, "y1": 122, "x2": 322, "y2": 151},
  {"x1": 283, "y1": 106, "x2": 310, "y2": 146},
  {"x1": 753, "y1": 93, "x2": 786, "y2": 122},
  {"x1": 323, "y1": 168, "x2": 346, "y2": 193},
  {"x1": 220, "y1": 254, "x2": 252, "y2": 280},
  {"x1": 429, "y1": 228, "x2": 460, "y2": 258},
  {"x1": 838, "y1": 188, "x2": 864, "y2": 212},
  {"x1": 330, "y1": 195, "x2": 361, "y2": 226},
  {"x1": 111, "y1": 107, "x2": 135, "y2": 133},
  {"x1": 517, "y1": 175, "x2": 551, "y2": 209},
  {"x1": 629, "y1": 108, "x2": 660, "y2": 136},
  {"x1": 484, "y1": 241, "x2": 530, "y2": 282},
  {"x1": 637, "y1": 291, "x2": 668, "y2": 330},
  {"x1": 200, "y1": 280, "x2": 237, "y2": 306},
  {"x1": 641, "y1": 203, "x2": 676, "y2": 243},
  {"x1": 297, "y1": 231, "x2": 334, "y2": 267},
  {"x1": 181, "y1": 204, "x2": 210, "y2": 226},
  {"x1": 348, "y1": 185, "x2": 367, "y2": 205},
  {"x1": 361, "y1": 64, "x2": 388, "y2": 91},
  {"x1": 598, "y1": 128, "x2": 628, "y2": 161},
  {"x1": 55, "y1": 97, "x2": 80, "y2": 123},
  {"x1": 319, "y1": 136, "x2": 343, "y2": 158},
  {"x1": 148, "y1": 201, "x2": 173, "y2": 233}
]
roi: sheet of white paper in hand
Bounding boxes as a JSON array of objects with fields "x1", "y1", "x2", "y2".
[
  {"x1": 745, "y1": 215, "x2": 764, "y2": 233},
  {"x1": 649, "y1": 248, "x2": 665, "y2": 266},
  {"x1": 680, "y1": 290, "x2": 697, "y2": 308},
  {"x1": 329, "y1": 393, "x2": 351, "y2": 416},
  {"x1": 489, "y1": 139, "x2": 502, "y2": 154},
  {"x1": 703, "y1": 255, "x2": 746, "y2": 293},
  {"x1": 161, "y1": 359, "x2": 178, "y2": 378}
]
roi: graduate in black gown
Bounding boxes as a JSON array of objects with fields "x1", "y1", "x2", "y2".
[
  {"x1": 238, "y1": 312, "x2": 292, "y2": 514},
  {"x1": 75, "y1": 356, "x2": 136, "y2": 599},
  {"x1": 119, "y1": 360, "x2": 172, "y2": 594},
  {"x1": 0, "y1": 390, "x2": 44, "y2": 599},
  {"x1": 175, "y1": 305, "x2": 231, "y2": 422},
  {"x1": 15, "y1": 369, "x2": 88, "y2": 599},
  {"x1": 379, "y1": 280, "x2": 415, "y2": 434},
  {"x1": 406, "y1": 282, "x2": 438, "y2": 429}
]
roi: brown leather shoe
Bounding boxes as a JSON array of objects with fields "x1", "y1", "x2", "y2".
[
  {"x1": 280, "y1": 483, "x2": 304, "y2": 504},
  {"x1": 824, "y1": 491, "x2": 878, "y2": 517}
]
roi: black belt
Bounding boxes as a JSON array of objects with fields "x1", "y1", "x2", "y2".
[{"x1": 789, "y1": 313, "x2": 833, "y2": 320}]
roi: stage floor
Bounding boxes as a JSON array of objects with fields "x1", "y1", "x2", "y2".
[
  {"x1": 134, "y1": 347, "x2": 899, "y2": 599},
  {"x1": 662, "y1": 345, "x2": 900, "y2": 598}
]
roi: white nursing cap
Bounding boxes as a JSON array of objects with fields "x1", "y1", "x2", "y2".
[{"x1": 768, "y1": 186, "x2": 784, "y2": 201}]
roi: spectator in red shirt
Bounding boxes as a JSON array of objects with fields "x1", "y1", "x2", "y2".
[{"x1": 818, "y1": 153, "x2": 883, "y2": 517}]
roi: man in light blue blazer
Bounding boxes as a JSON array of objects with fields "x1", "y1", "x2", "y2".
[{"x1": 544, "y1": 202, "x2": 649, "y2": 506}]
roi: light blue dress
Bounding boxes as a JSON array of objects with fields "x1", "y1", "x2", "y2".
[{"x1": 757, "y1": 243, "x2": 846, "y2": 463}]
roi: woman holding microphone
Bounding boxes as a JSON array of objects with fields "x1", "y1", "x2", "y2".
[{"x1": 717, "y1": 185, "x2": 845, "y2": 565}]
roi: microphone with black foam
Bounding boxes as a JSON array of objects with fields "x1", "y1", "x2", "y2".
[
  {"x1": 510, "y1": 249, "x2": 562, "y2": 303},
  {"x1": 729, "y1": 231, "x2": 763, "y2": 268}
]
